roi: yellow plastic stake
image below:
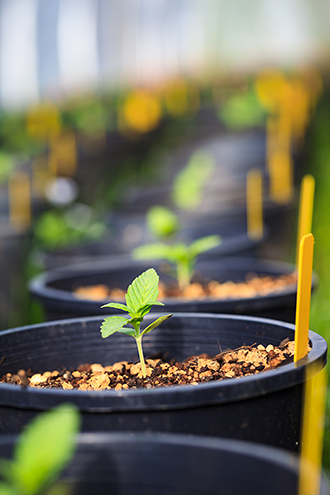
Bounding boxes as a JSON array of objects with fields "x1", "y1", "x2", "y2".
[
  {"x1": 8, "y1": 171, "x2": 31, "y2": 231},
  {"x1": 298, "y1": 364, "x2": 327, "y2": 495},
  {"x1": 32, "y1": 155, "x2": 52, "y2": 198},
  {"x1": 268, "y1": 145, "x2": 294, "y2": 204},
  {"x1": 294, "y1": 233, "x2": 314, "y2": 363},
  {"x1": 296, "y1": 175, "x2": 315, "y2": 266},
  {"x1": 246, "y1": 169, "x2": 263, "y2": 241},
  {"x1": 49, "y1": 131, "x2": 77, "y2": 177}
]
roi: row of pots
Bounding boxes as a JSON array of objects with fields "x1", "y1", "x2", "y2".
[
  {"x1": 1, "y1": 432, "x2": 328, "y2": 495},
  {"x1": 0, "y1": 312, "x2": 327, "y2": 493}
]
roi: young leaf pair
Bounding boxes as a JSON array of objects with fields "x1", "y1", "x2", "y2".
[{"x1": 101, "y1": 268, "x2": 172, "y2": 378}]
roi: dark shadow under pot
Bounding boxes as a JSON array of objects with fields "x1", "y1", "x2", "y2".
[
  {"x1": 0, "y1": 432, "x2": 328, "y2": 495},
  {"x1": 28, "y1": 257, "x2": 314, "y2": 323},
  {"x1": 0, "y1": 313, "x2": 326, "y2": 453}
]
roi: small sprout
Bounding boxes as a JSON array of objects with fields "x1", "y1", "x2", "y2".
[
  {"x1": 100, "y1": 269, "x2": 172, "y2": 378},
  {"x1": 171, "y1": 150, "x2": 215, "y2": 210},
  {"x1": 146, "y1": 205, "x2": 179, "y2": 239},
  {"x1": 132, "y1": 235, "x2": 221, "y2": 291},
  {"x1": 0, "y1": 404, "x2": 80, "y2": 495}
]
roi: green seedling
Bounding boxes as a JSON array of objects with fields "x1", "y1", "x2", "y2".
[
  {"x1": 146, "y1": 205, "x2": 180, "y2": 239},
  {"x1": 0, "y1": 404, "x2": 80, "y2": 495},
  {"x1": 171, "y1": 150, "x2": 215, "y2": 210},
  {"x1": 100, "y1": 268, "x2": 172, "y2": 378},
  {"x1": 132, "y1": 235, "x2": 221, "y2": 291}
]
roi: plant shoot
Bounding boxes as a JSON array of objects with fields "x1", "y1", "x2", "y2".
[
  {"x1": 100, "y1": 269, "x2": 172, "y2": 378},
  {"x1": 132, "y1": 235, "x2": 221, "y2": 290}
]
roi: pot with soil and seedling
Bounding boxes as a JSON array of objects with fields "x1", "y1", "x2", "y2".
[
  {"x1": 29, "y1": 218, "x2": 308, "y2": 323},
  {"x1": 1, "y1": 403, "x2": 329, "y2": 495},
  {"x1": 3, "y1": 269, "x2": 328, "y2": 453}
]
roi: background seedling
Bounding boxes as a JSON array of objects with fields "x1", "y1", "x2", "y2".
[
  {"x1": 132, "y1": 235, "x2": 221, "y2": 290},
  {"x1": 101, "y1": 268, "x2": 172, "y2": 378}
]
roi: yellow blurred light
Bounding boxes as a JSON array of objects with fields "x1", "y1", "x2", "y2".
[
  {"x1": 121, "y1": 89, "x2": 162, "y2": 133},
  {"x1": 26, "y1": 102, "x2": 61, "y2": 141},
  {"x1": 49, "y1": 131, "x2": 77, "y2": 177},
  {"x1": 8, "y1": 171, "x2": 31, "y2": 231},
  {"x1": 255, "y1": 69, "x2": 287, "y2": 111},
  {"x1": 163, "y1": 79, "x2": 199, "y2": 117}
]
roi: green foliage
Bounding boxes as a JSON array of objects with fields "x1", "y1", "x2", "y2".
[
  {"x1": 101, "y1": 269, "x2": 172, "y2": 377},
  {"x1": 33, "y1": 205, "x2": 107, "y2": 250},
  {"x1": 132, "y1": 235, "x2": 221, "y2": 290},
  {"x1": 219, "y1": 88, "x2": 266, "y2": 130},
  {"x1": 0, "y1": 404, "x2": 80, "y2": 495},
  {"x1": 0, "y1": 153, "x2": 15, "y2": 184},
  {"x1": 171, "y1": 150, "x2": 215, "y2": 210},
  {"x1": 146, "y1": 206, "x2": 179, "y2": 238}
]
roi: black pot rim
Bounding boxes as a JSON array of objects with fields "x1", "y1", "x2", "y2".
[
  {"x1": 0, "y1": 313, "x2": 326, "y2": 413},
  {"x1": 0, "y1": 430, "x2": 299, "y2": 468},
  {"x1": 28, "y1": 257, "x2": 314, "y2": 310}
]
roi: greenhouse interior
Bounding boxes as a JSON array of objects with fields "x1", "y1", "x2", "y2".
[{"x1": 0, "y1": 1, "x2": 330, "y2": 494}]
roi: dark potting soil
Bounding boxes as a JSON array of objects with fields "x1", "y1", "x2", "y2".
[
  {"x1": 1, "y1": 338, "x2": 301, "y2": 391},
  {"x1": 72, "y1": 273, "x2": 297, "y2": 302}
]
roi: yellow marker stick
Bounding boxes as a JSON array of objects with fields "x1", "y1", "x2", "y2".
[
  {"x1": 299, "y1": 365, "x2": 327, "y2": 495},
  {"x1": 32, "y1": 155, "x2": 52, "y2": 198},
  {"x1": 268, "y1": 146, "x2": 294, "y2": 204},
  {"x1": 294, "y1": 233, "x2": 314, "y2": 363},
  {"x1": 49, "y1": 131, "x2": 77, "y2": 177},
  {"x1": 246, "y1": 169, "x2": 263, "y2": 241},
  {"x1": 296, "y1": 175, "x2": 315, "y2": 265},
  {"x1": 8, "y1": 171, "x2": 31, "y2": 231}
]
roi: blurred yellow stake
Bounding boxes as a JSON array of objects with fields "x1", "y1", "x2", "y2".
[
  {"x1": 294, "y1": 233, "x2": 314, "y2": 363},
  {"x1": 49, "y1": 131, "x2": 77, "y2": 177},
  {"x1": 299, "y1": 365, "x2": 327, "y2": 495},
  {"x1": 296, "y1": 175, "x2": 315, "y2": 266},
  {"x1": 8, "y1": 172, "x2": 31, "y2": 231},
  {"x1": 268, "y1": 145, "x2": 293, "y2": 204},
  {"x1": 246, "y1": 169, "x2": 263, "y2": 241}
]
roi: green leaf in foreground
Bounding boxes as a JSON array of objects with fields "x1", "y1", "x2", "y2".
[
  {"x1": 100, "y1": 268, "x2": 172, "y2": 378},
  {"x1": 125, "y1": 268, "x2": 160, "y2": 313},
  {"x1": 0, "y1": 404, "x2": 80, "y2": 495},
  {"x1": 100, "y1": 315, "x2": 130, "y2": 338}
]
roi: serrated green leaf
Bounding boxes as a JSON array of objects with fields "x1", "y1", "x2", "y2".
[
  {"x1": 189, "y1": 235, "x2": 221, "y2": 258},
  {"x1": 3, "y1": 404, "x2": 80, "y2": 495},
  {"x1": 141, "y1": 313, "x2": 173, "y2": 336},
  {"x1": 125, "y1": 269, "x2": 160, "y2": 313},
  {"x1": 101, "y1": 302, "x2": 130, "y2": 313},
  {"x1": 100, "y1": 316, "x2": 129, "y2": 338}
]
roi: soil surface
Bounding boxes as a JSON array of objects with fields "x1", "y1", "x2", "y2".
[
  {"x1": 73, "y1": 273, "x2": 297, "y2": 301},
  {"x1": 1, "y1": 338, "x2": 304, "y2": 391}
]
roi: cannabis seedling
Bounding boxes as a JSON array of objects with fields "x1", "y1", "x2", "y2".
[
  {"x1": 100, "y1": 268, "x2": 172, "y2": 378},
  {"x1": 0, "y1": 404, "x2": 80, "y2": 495},
  {"x1": 132, "y1": 235, "x2": 221, "y2": 291}
]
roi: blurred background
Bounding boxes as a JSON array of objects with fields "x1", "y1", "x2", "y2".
[{"x1": 1, "y1": 0, "x2": 330, "y2": 466}]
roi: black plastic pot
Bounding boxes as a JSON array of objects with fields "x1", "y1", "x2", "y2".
[
  {"x1": 0, "y1": 432, "x2": 328, "y2": 495},
  {"x1": 29, "y1": 257, "x2": 308, "y2": 323},
  {"x1": 0, "y1": 313, "x2": 326, "y2": 453}
]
